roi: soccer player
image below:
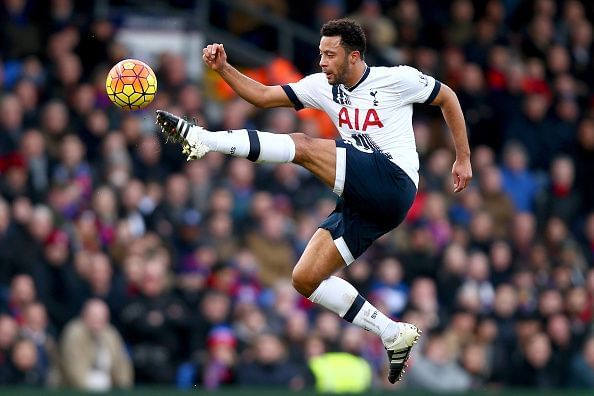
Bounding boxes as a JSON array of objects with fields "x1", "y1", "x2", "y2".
[{"x1": 156, "y1": 19, "x2": 472, "y2": 383}]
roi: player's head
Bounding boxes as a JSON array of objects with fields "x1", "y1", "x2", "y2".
[{"x1": 320, "y1": 19, "x2": 367, "y2": 86}]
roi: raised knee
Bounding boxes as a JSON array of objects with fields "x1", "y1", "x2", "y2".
[{"x1": 292, "y1": 266, "x2": 319, "y2": 297}]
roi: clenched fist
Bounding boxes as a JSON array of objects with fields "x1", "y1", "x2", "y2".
[{"x1": 202, "y1": 43, "x2": 227, "y2": 71}]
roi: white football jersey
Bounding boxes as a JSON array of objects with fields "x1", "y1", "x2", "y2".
[{"x1": 282, "y1": 65, "x2": 441, "y2": 187}]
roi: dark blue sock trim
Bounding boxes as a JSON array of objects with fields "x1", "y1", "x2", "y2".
[
  {"x1": 343, "y1": 294, "x2": 366, "y2": 323},
  {"x1": 246, "y1": 129, "x2": 261, "y2": 162}
]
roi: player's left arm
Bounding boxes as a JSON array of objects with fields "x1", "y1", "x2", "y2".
[{"x1": 430, "y1": 83, "x2": 472, "y2": 193}]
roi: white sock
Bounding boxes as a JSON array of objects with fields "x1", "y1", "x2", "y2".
[
  {"x1": 193, "y1": 127, "x2": 295, "y2": 163},
  {"x1": 354, "y1": 301, "x2": 401, "y2": 347},
  {"x1": 308, "y1": 276, "x2": 400, "y2": 346},
  {"x1": 308, "y1": 276, "x2": 357, "y2": 317}
]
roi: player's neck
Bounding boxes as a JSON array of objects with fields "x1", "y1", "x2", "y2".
[{"x1": 344, "y1": 62, "x2": 368, "y2": 90}]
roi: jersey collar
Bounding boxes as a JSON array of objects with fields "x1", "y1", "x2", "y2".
[{"x1": 344, "y1": 65, "x2": 370, "y2": 92}]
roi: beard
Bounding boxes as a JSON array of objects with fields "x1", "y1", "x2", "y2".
[{"x1": 330, "y1": 61, "x2": 350, "y2": 86}]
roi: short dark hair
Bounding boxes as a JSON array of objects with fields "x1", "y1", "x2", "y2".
[{"x1": 321, "y1": 19, "x2": 366, "y2": 58}]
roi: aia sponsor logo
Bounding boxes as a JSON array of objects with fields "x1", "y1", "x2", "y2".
[{"x1": 338, "y1": 107, "x2": 384, "y2": 131}]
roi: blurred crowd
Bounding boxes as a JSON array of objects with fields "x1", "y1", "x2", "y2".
[{"x1": 1, "y1": 0, "x2": 594, "y2": 392}]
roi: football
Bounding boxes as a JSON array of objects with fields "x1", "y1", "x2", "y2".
[{"x1": 105, "y1": 59, "x2": 157, "y2": 110}]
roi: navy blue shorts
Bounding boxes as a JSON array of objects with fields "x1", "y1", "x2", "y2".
[{"x1": 319, "y1": 140, "x2": 417, "y2": 265}]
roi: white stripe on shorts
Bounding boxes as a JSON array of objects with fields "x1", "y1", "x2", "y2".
[
  {"x1": 334, "y1": 236, "x2": 355, "y2": 265},
  {"x1": 333, "y1": 147, "x2": 346, "y2": 196}
]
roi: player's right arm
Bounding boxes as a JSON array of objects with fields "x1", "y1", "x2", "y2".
[{"x1": 203, "y1": 43, "x2": 293, "y2": 109}]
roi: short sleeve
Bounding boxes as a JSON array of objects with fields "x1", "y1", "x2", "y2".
[
  {"x1": 282, "y1": 73, "x2": 325, "y2": 111},
  {"x1": 395, "y1": 66, "x2": 441, "y2": 105}
]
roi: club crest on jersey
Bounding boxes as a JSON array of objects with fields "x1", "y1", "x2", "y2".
[
  {"x1": 332, "y1": 86, "x2": 351, "y2": 105},
  {"x1": 370, "y1": 90, "x2": 378, "y2": 106},
  {"x1": 338, "y1": 107, "x2": 384, "y2": 131},
  {"x1": 419, "y1": 73, "x2": 429, "y2": 87}
]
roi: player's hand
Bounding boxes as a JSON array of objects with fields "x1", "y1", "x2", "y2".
[
  {"x1": 452, "y1": 156, "x2": 472, "y2": 193},
  {"x1": 202, "y1": 43, "x2": 227, "y2": 71}
]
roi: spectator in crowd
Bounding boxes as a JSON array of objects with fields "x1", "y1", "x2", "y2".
[
  {"x1": 348, "y1": 0, "x2": 397, "y2": 65},
  {"x1": 6, "y1": 338, "x2": 46, "y2": 386},
  {"x1": 60, "y1": 299, "x2": 132, "y2": 391},
  {"x1": 569, "y1": 335, "x2": 594, "y2": 388},
  {"x1": 546, "y1": 313, "x2": 576, "y2": 386},
  {"x1": 406, "y1": 330, "x2": 471, "y2": 392},
  {"x1": 189, "y1": 291, "x2": 232, "y2": 356},
  {"x1": 82, "y1": 252, "x2": 127, "y2": 323},
  {"x1": 120, "y1": 255, "x2": 190, "y2": 383},
  {"x1": 505, "y1": 93, "x2": 554, "y2": 171},
  {"x1": 0, "y1": 198, "x2": 37, "y2": 276},
  {"x1": 407, "y1": 277, "x2": 441, "y2": 329},
  {"x1": 510, "y1": 332, "x2": 560, "y2": 388},
  {"x1": 437, "y1": 243, "x2": 468, "y2": 308},
  {"x1": 237, "y1": 332, "x2": 306, "y2": 389},
  {"x1": 460, "y1": 251, "x2": 495, "y2": 313},
  {"x1": 2, "y1": 274, "x2": 36, "y2": 325},
  {"x1": 369, "y1": 257, "x2": 408, "y2": 317},
  {"x1": 308, "y1": 340, "x2": 373, "y2": 393},
  {"x1": 535, "y1": 156, "x2": 582, "y2": 230},
  {"x1": 460, "y1": 342, "x2": 491, "y2": 389},
  {"x1": 19, "y1": 129, "x2": 50, "y2": 202},
  {"x1": 284, "y1": 309, "x2": 310, "y2": 365},
  {"x1": 200, "y1": 326, "x2": 238, "y2": 389},
  {"x1": 400, "y1": 223, "x2": 439, "y2": 280},
  {"x1": 489, "y1": 240, "x2": 514, "y2": 287},
  {"x1": 245, "y1": 210, "x2": 295, "y2": 287},
  {"x1": 32, "y1": 227, "x2": 83, "y2": 330},
  {"x1": 0, "y1": 95, "x2": 25, "y2": 155},
  {"x1": 582, "y1": 213, "x2": 594, "y2": 266},
  {"x1": 457, "y1": 62, "x2": 498, "y2": 149},
  {"x1": 574, "y1": 118, "x2": 594, "y2": 213},
  {"x1": 422, "y1": 192, "x2": 453, "y2": 251},
  {"x1": 0, "y1": 315, "x2": 19, "y2": 384},
  {"x1": 0, "y1": 199, "x2": 12, "y2": 283},
  {"x1": 20, "y1": 302, "x2": 61, "y2": 387},
  {"x1": 500, "y1": 142, "x2": 539, "y2": 213},
  {"x1": 510, "y1": 212, "x2": 537, "y2": 261},
  {"x1": 234, "y1": 303, "x2": 282, "y2": 349},
  {"x1": 444, "y1": 309, "x2": 477, "y2": 360}
]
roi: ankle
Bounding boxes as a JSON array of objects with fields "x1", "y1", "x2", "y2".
[{"x1": 381, "y1": 321, "x2": 401, "y2": 347}]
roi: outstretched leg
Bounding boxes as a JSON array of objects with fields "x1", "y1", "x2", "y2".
[
  {"x1": 155, "y1": 110, "x2": 420, "y2": 383},
  {"x1": 155, "y1": 110, "x2": 338, "y2": 190}
]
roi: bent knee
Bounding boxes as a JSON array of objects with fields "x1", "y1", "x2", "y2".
[{"x1": 291, "y1": 266, "x2": 320, "y2": 297}]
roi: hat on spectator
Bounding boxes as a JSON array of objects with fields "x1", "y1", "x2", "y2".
[
  {"x1": 181, "y1": 208, "x2": 201, "y2": 227},
  {"x1": 44, "y1": 229, "x2": 69, "y2": 247},
  {"x1": 0, "y1": 152, "x2": 27, "y2": 173},
  {"x1": 207, "y1": 326, "x2": 237, "y2": 349}
]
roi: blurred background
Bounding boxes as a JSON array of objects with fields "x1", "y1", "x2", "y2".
[{"x1": 0, "y1": 0, "x2": 594, "y2": 394}]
